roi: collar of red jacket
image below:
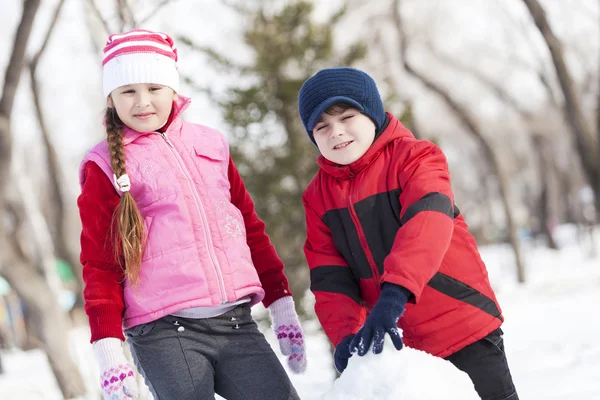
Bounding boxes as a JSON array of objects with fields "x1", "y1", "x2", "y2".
[
  {"x1": 316, "y1": 113, "x2": 414, "y2": 179},
  {"x1": 122, "y1": 95, "x2": 192, "y2": 145}
]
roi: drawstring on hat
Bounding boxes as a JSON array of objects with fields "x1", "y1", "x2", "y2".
[{"x1": 113, "y1": 174, "x2": 131, "y2": 192}]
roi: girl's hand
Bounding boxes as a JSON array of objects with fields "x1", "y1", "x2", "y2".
[
  {"x1": 268, "y1": 296, "x2": 307, "y2": 374},
  {"x1": 93, "y1": 338, "x2": 139, "y2": 399}
]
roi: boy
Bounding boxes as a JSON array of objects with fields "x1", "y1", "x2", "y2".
[{"x1": 298, "y1": 67, "x2": 518, "y2": 400}]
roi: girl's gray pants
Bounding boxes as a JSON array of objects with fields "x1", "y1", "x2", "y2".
[{"x1": 125, "y1": 304, "x2": 300, "y2": 400}]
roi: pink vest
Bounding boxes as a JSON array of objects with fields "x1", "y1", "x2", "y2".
[{"x1": 79, "y1": 97, "x2": 264, "y2": 329}]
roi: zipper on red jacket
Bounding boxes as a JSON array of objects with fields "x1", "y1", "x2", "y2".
[
  {"x1": 159, "y1": 131, "x2": 228, "y2": 304},
  {"x1": 346, "y1": 176, "x2": 382, "y2": 300}
]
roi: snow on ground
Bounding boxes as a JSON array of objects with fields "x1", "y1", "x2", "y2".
[{"x1": 1, "y1": 225, "x2": 599, "y2": 399}]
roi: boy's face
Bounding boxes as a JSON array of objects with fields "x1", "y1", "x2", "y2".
[
  {"x1": 108, "y1": 83, "x2": 177, "y2": 132},
  {"x1": 312, "y1": 107, "x2": 376, "y2": 165}
]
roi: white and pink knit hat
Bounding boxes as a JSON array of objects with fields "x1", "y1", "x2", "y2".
[{"x1": 102, "y1": 29, "x2": 179, "y2": 97}]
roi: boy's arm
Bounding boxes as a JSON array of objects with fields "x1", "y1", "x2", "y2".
[
  {"x1": 303, "y1": 195, "x2": 366, "y2": 347},
  {"x1": 382, "y1": 141, "x2": 455, "y2": 302},
  {"x1": 227, "y1": 157, "x2": 291, "y2": 307},
  {"x1": 78, "y1": 162, "x2": 126, "y2": 343}
]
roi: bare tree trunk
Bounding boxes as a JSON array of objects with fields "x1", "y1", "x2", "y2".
[
  {"x1": 0, "y1": 1, "x2": 86, "y2": 397},
  {"x1": 115, "y1": 0, "x2": 139, "y2": 29},
  {"x1": 532, "y1": 135, "x2": 559, "y2": 249},
  {"x1": 11, "y1": 156, "x2": 63, "y2": 296},
  {"x1": 597, "y1": 0, "x2": 600, "y2": 174},
  {"x1": 0, "y1": 0, "x2": 40, "y2": 182},
  {"x1": 3, "y1": 202, "x2": 87, "y2": 396},
  {"x1": 561, "y1": 176, "x2": 577, "y2": 224},
  {"x1": 427, "y1": 19, "x2": 591, "y2": 235},
  {"x1": 0, "y1": 242, "x2": 86, "y2": 397},
  {"x1": 86, "y1": 0, "x2": 111, "y2": 37},
  {"x1": 29, "y1": 0, "x2": 85, "y2": 311},
  {"x1": 116, "y1": 0, "x2": 129, "y2": 30},
  {"x1": 392, "y1": 0, "x2": 526, "y2": 282},
  {"x1": 400, "y1": 102, "x2": 422, "y2": 140},
  {"x1": 372, "y1": 30, "x2": 422, "y2": 140},
  {"x1": 427, "y1": 44, "x2": 563, "y2": 250},
  {"x1": 522, "y1": 0, "x2": 600, "y2": 218},
  {"x1": 480, "y1": 165, "x2": 496, "y2": 240},
  {"x1": 139, "y1": 0, "x2": 178, "y2": 25},
  {"x1": 426, "y1": 43, "x2": 530, "y2": 116}
]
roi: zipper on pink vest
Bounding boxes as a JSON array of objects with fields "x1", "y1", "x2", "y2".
[{"x1": 159, "y1": 131, "x2": 228, "y2": 304}]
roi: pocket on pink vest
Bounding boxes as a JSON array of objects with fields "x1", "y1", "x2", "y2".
[{"x1": 193, "y1": 144, "x2": 229, "y2": 190}]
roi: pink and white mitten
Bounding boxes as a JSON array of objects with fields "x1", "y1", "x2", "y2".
[
  {"x1": 93, "y1": 338, "x2": 139, "y2": 400},
  {"x1": 268, "y1": 296, "x2": 307, "y2": 374}
]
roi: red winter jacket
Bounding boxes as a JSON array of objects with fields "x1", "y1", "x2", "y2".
[
  {"x1": 303, "y1": 114, "x2": 502, "y2": 358},
  {"x1": 79, "y1": 153, "x2": 291, "y2": 343}
]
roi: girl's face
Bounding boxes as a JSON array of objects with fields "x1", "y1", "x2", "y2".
[
  {"x1": 108, "y1": 83, "x2": 177, "y2": 132},
  {"x1": 312, "y1": 107, "x2": 376, "y2": 165}
]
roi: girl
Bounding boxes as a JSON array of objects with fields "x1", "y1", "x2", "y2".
[{"x1": 78, "y1": 29, "x2": 305, "y2": 400}]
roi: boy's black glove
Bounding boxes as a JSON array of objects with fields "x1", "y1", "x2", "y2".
[
  {"x1": 333, "y1": 334, "x2": 355, "y2": 373},
  {"x1": 350, "y1": 283, "x2": 411, "y2": 356}
]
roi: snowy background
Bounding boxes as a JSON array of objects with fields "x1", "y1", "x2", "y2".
[{"x1": 1, "y1": 0, "x2": 599, "y2": 399}]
